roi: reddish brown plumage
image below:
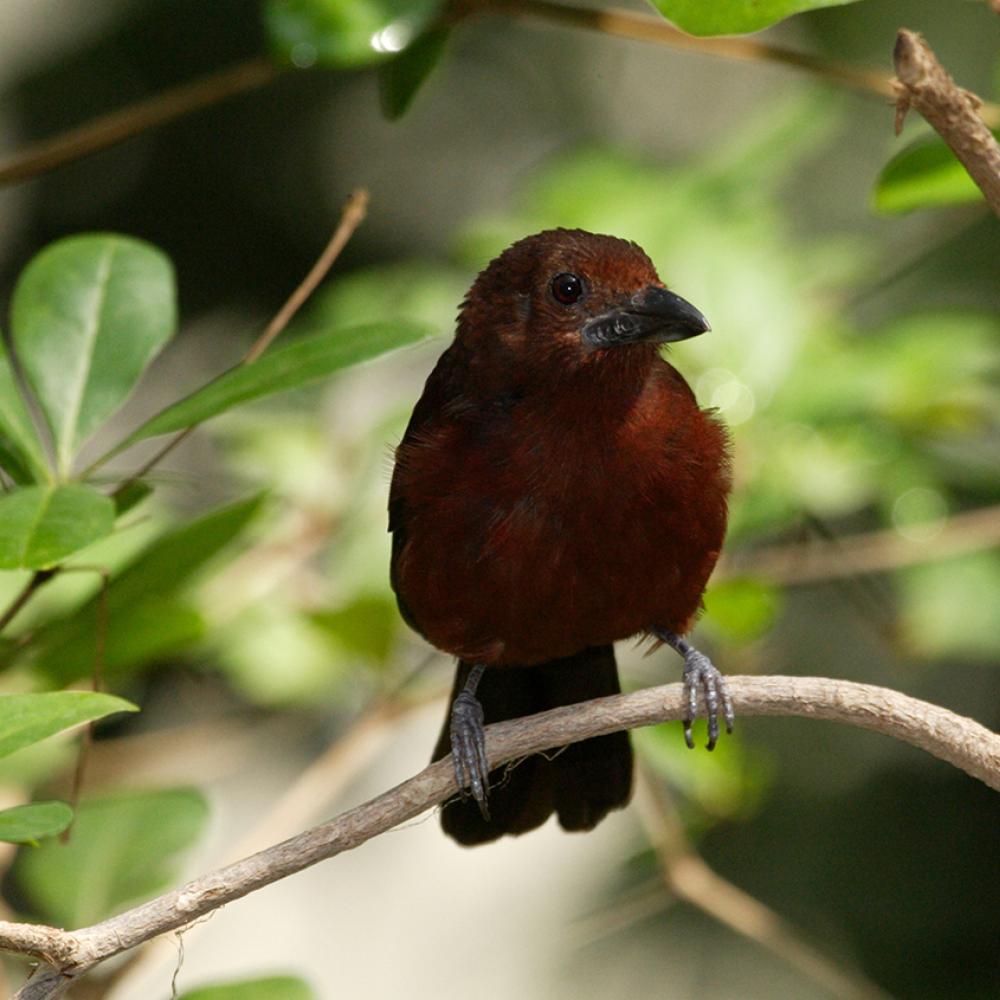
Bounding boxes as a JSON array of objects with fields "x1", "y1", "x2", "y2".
[{"x1": 389, "y1": 229, "x2": 731, "y2": 844}]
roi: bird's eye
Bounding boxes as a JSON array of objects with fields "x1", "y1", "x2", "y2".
[{"x1": 551, "y1": 272, "x2": 585, "y2": 305}]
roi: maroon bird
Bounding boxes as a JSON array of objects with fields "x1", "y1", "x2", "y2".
[{"x1": 389, "y1": 229, "x2": 732, "y2": 845}]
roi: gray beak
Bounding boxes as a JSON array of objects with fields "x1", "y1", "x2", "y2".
[{"x1": 580, "y1": 286, "x2": 711, "y2": 349}]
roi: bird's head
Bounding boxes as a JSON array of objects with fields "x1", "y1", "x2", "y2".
[{"x1": 456, "y1": 229, "x2": 709, "y2": 378}]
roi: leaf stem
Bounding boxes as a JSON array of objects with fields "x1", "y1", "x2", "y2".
[{"x1": 0, "y1": 568, "x2": 57, "y2": 635}]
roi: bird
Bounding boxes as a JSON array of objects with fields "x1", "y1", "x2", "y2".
[{"x1": 389, "y1": 228, "x2": 732, "y2": 846}]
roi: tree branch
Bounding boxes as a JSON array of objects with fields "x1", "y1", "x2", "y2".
[
  {"x1": 893, "y1": 29, "x2": 1000, "y2": 217},
  {"x1": 0, "y1": 57, "x2": 279, "y2": 187},
  {"x1": 8, "y1": 675, "x2": 1000, "y2": 998}
]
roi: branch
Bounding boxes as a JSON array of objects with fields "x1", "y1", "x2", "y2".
[
  {"x1": 893, "y1": 29, "x2": 1000, "y2": 217},
  {"x1": 8, "y1": 675, "x2": 1000, "y2": 998},
  {"x1": 719, "y1": 503, "x2": 1000, "y2": 586},
  {"x1": 106, "y1": 186, "x2": 369, "y2": 498},
  {"x1": 0, "y1": 57, "x2": 279, "y2": 187}
]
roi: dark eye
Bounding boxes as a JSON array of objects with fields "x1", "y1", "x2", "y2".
[{"x1": 551, "y1": 272, "x2": 585, "y2": 305}]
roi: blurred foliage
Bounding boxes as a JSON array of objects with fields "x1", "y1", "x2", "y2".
[
  {"x1": 874, "y1": 132, "x2": 996, "y2": 214},
  {"x1": 649, "y1": 0, "x2": 862, "y2": 36},
  {"x1": 13, "y1": 787, "x2": 209, "y2": 927},
  {"x1": 176, "y1": 977, "x2": 316, "y2": 1000},
  {"x1": 0, "y1": 0, "x2": 997, "y2": 996}
]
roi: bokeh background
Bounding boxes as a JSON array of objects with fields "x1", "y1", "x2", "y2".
[{"x1": 0, "y1": 0, "x2": 998, "y2": 997}]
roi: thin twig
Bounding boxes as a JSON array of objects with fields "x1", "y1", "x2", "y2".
[
  {"x1": 719, "y1": 503, "x2": 1000, "y2": 586},
  {"x1": 60, "y1": 567, "x2": 110, "y2": 842},
  {"x1": 0, "y1": 569, "x2": 56, "y2": 635},
  {"x1": 108, "y1": 187, "x2": 369, "y2": 500},
  {"x1": 490, "y1": 0, "x2": 885, "y2": 104},
  {"x1": 0, "y1": 57, "x2": 280, "y2": 187},
  {"x1": 634, "y1": 772, "x2": 890, "y2": 1000},
  {"x1": 893, "y1": 29, "x2": 1000, "y2": 216},
  {"x1": 243, "y1": 189, "x2": 370, "y2": 363},
  {"x1": 7, "y1": 675, "x2": 1000, "y2": 998}
]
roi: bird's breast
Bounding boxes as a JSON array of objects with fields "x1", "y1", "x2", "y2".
[{"x1": 392, "y1": 366, "x2": 730, "y2": 665}]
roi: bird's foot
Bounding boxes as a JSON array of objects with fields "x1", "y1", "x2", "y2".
[
  {"x1": 681, "y1": 647, "x2": 734, "y2": 750},
  {"x1": 653, "y1": 628, "x2": 734, "y2": 751},
  {"x1": 450, "y1": 689, "x2": 491, "y2": 819}
]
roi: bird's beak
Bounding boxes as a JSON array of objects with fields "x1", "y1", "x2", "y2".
[{"x1": 580, "y1": 286, "x2": 711, "y2": 350}]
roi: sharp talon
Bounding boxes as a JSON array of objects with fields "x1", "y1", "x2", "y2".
[{"x1": 450, "y1": 688, "x2": 491, "y2": 819}]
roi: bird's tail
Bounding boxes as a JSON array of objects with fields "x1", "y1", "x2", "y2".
[{"x1": 432, "y1": 645, "x2": 633, "y2": 846}]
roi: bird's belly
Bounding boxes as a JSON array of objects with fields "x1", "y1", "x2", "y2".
[{"x1": 398, "y1": 473, "x2": 722, "y2": 666}]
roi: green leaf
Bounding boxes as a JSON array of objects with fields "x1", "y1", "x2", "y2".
[
  {"x1": 901, "y1": 553, "x2": 1000, "y2": 660},
  {"x1": 177, "y1": 976, "x2": 317, "y2": 1000},
  {"x1": 123, "y1": 322, "x2": 429, "y2": 445},
  {"x1": 0, "y1": 691, "x2": 136, "y2": 760},
  {"x1": 0, "y1": 485, "x2": 115, "y2": 569},
  {"x1": 266, "y1": 0, "x2": 443, "y2": 69},
  {"x1": 14, "y1": 787, "x2": 209, "y2": 928},
  {"x1": 34, "y1": 496, "x2": 264, "y2": 683},
  {"x1": 0, "y1": 341, "x2": 50, "y2": 483},
  {"x1": 703, "y1": 578, "x2": 782, "y2": 643},
  {"x1": 11, "y1": 234, "x2": 176, "y2": 476},
  {"x1": 378, "y1": 25, "x2": 450, "y2": 119},
  {"x1": 874, "y1": 134, "x2": 991, "y2": 214},
  {"x1": 112, "y1": 479, "x2": 154, "y2": 517},
  {"x1": 309, "y1": 594, "x2": 398, "y2": 664},
  {"x1": 647, "y1": 0, "x2": 860, "y2": 36},
  {"x1": 0, "y1": 801, "x2": 73, "y2": 844}
]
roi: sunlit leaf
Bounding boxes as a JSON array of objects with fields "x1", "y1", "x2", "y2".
[
  {"x1": 10, "y1": 234, "x2": 175, "y2": 476},
  {"x1": 0, "y1": 485, "x2": 115, "y2": 569},
  {"x1": 901, "y1": 553, "x2": 1000, "y2": 659},
  {"x1": 309, "y1": 594, "x2": 398, "y2": 664},
  {"x1": 703, "y1": 578, "x2": 782, "y2": 642},
  {"x1": 634, "y1": 723, "x2": 772, "y2": 818},
  {"x1": 0, "y1": 801, "x2": 73, "y2": 844},
  {"x1": 177, "y1": 977, "x2": 316, "y2": 1000},
  {"x1": 122, "y1": 322, "x2": 429, "y2": 445},
  {"x1": 647, "y1": 0, "x2": 861, "y2": 36},
  {"x1": 14, "y1": 787, "x2": 208, "y2": 928},
  {"x1": 874, "y1": 134, "x2": 990, "y2": 214},
  {"x1": 378, "y1": 25, "x2": 450, "y2": 119},
  {"x1": 0, "y1": 691, "x2": 136, "y2": 760},
  {"x1": 0, "y1": 341, "x2": 50, "y2": 483},
  {"x1": 266, "y1": 0, "x2": 443, "y2": 69}
]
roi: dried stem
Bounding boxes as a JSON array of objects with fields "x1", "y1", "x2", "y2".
[
  {"x1": 242, "y1": 189, "x2": 370, "y2": 363},
  {"x1": 893, "y1": 29, "x2": 1000, "y2": 216},
  {"x1": 108, "y1": 187, "x2": 369, "y2": 500},
  {"x1": 719, "y1": 503, "x2": 1000, "y2": 586},
  {"x1": 634, "y1": 773, "x2": 890, "y2": 1000},
  {"x1": 0, "y1": 569, "x2": 56, "y2": 635},
  {"x1": 8, "y1": 675, "x2": 1000, "y2": 998},
  {"x1": 0, "y1": 58, "x2": 279, "y2": 187}
]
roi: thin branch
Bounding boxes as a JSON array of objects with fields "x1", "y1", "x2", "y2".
[
  {"x1": 0, "y1": 569, "x2": 56, "y2": 635},
  {"x1": 719, "y1": 503, "x2": 1000, "y2": 586},
  {"x1": 893, "y1": 29, "x2": 1000, "y2": 217},
  {"x1": 0, "y1": 57, "x2": 280, "y2": 187},
  {"x1": 634, "y1": 772, "x2": 890, "y2": 1000},
  {"x1": 243, "y1": 189, "x2": 370, "y2": 363},
  {"x1": 8, "y1": 675, "x2": 1000, "y2": 998},
  {"x1": 107, "y1": 187, "x2": 369, "y2": 499},
  {"x1": 490, "y1": 0, "x2": 918, "y2": 108}
]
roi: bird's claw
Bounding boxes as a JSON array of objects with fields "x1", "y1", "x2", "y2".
[
  {"x1": 450, "y1": 689, "x2": 491, "y2": 819},
  {"x1": 681, "y1": 648, "x2": 734, "y2": 751}
]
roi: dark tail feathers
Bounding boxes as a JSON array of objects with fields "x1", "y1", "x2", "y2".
[{"x1": 432, "y1": 645, "x2": 633, "y2": 846}]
